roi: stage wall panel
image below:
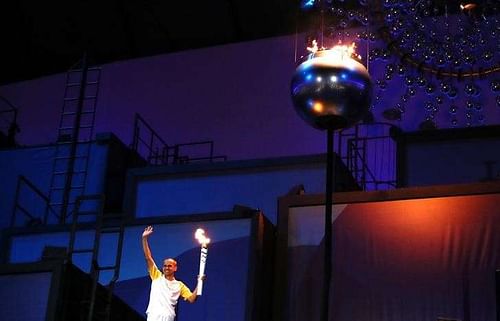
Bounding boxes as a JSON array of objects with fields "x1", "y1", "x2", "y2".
[
  {"x1": 281, "y1": 190, "x2": 500, "y2": 321},
  {"x1": 0, "y1": 271, "x2": 52, "y2": 321}
]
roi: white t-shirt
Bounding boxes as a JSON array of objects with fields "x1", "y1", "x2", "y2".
[{"x1": 146, "y1": 264, "x2": 192, "y2": 321}]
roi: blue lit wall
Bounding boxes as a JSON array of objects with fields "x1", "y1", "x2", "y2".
[
  {"x1": 0, "y1": 272, "x2": 52, "y2": 321},
  {"x1": 134, "y1": 162, "x2": 328, "y2": 225},
  {"x1": 0, "y1": 143, "x2": 109, "y2": 229},
  {"x1": 403, "y1": 137, "x2": 500, "y2": 187}
]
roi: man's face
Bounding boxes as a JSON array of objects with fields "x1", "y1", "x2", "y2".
[{"x1": 162, "y1": 259, "x2": 177, "y2": 276}]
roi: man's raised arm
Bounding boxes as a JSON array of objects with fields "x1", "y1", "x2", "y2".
[{"x1": 142, "y1": 226, "x2": 155, "y2": 271}]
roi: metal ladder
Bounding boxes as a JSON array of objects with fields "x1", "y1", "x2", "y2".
[
  {"x1": 68, "y1": 194, "x2": 125, "y2": 321},
  {"x1": 48, "y1": 54, "x2": 101, "y2": 224}
]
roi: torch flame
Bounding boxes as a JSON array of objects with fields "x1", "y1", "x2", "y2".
[{"x1": 195, "y1": 228, "x2": 211, "y2": 246}]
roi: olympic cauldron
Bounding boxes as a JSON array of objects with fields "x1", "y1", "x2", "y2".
[{"x1": 291, "y1": 46, "x2": 373, "y2": 130}]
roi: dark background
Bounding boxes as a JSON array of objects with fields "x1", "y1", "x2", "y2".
[{"x1": 0, "y1": 0, "x2": 305, "y2": 85}]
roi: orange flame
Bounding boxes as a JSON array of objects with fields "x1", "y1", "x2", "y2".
[
  {"x1": 195, "y1": 228, "x2": 211, "y2": 245},
  {"x1": 307, "y1": 39, "x2": 319, "y2": 53},
  {"x1": 329, "y1": 42, "x2": 362, "y2": 60},
  {"x1": 460, "y1": 3, "x2": 477, "y2": 11},
  {"x1": 306, "y1": 40, "x2": 362, "y2": 61}
]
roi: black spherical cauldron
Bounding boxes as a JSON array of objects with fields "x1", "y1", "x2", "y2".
[{"x1": 291, "y1": 48, "x2": 373, "y2": 130}]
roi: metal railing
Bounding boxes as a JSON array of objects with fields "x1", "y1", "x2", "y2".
[
  {"x1": 10, "y1": 175, "x2": 58, "y2": 227},
  {"x1": 166, "y1": 141, "x2": 227, "y2": 164},
  {"x1": 131, "y1": 113, "x2": 170, "y2": 165},
  {"x1": 131, "y1": 113, "x2": 227, "y2": 165},
  {"x1": 0, "y1": 96, "x2": 20, "y2": 147},
  {"x1": 336, "y1": 122, "x2": 397, "y2": 191}
]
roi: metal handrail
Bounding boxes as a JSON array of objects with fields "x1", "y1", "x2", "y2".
[
  {"x1": 131, "y1": 113, "x2": 227, "y2": 165},
  {"x1": 0, "y1": 96, "x2": 19, "y2": 110},
  {"x1": 0, "y1": 96, "x2": 19, "y2": 123},
  {"x1": 347, "y1": 138, "x2": 376, "y2": 189},
  {"x1": 336, "y1": 122, "x2": 397, "y2": 191},
  {"x1": 131, "y1": 113, "x2": 170, "y2": 164},
  {"x1": 0, "y1": 96, "x2": 20, "y2": 146},
  {"x1": 167, "y1": 140, "x2": 213, "y2": 164},
  {"x1": 10, "y1": 175, "x2": 58, "y2": 227}
]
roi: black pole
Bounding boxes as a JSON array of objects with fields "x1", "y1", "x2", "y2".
[
  {"x1": 496, "y1": 269, "x2": 500, "y2": 321},
  {"x1": 321, "y1": 128, "x2": 334, "y2": 321}
]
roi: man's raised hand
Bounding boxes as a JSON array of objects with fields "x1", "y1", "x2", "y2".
[{"x1": 143, "y1": 226, "x2": 154, "y2": 238}]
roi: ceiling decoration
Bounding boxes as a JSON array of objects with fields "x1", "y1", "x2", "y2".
[{"x1": 299, "y1": 0, "x2": 500, "y2": 129}]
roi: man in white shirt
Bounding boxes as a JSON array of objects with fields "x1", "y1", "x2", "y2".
[{"x1": 142, "y1": 226, "x2": 200, "y2": 321}]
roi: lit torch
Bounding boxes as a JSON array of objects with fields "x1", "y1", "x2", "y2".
[{"x1": 194, "y1": 228, "x2": 210, "y2": 295}]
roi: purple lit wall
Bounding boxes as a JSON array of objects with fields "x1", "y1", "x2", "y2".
[
  {"x1": 0, "y1": 36, "x2": 325, "y2": 160},
  {"x1": 2, "y1": 34, "x2": 498, "y2": 162}
]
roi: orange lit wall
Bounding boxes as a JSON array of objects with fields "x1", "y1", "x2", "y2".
[{"x1": 286, "y1": 193, "x2": 500, "y2": 321}]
